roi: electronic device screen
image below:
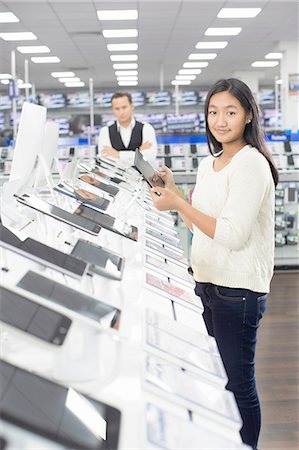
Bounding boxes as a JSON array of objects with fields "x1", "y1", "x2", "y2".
[
  {"x1": 14, "y1": 194, "x2": 101, "y2": 236},
  {"x1": 145, "y1": 254, "x2": 194, "y2": 286},
  {"x1": 145, "y1": 227, "x2": 181, "y2": 248},
  {"x1": 287, "y1": 154, "x2": 295, "y2": 166},
  {"x1": 0, "y1": 223, "x2": 87, "y2": 279},
  {"x1": 190, "y1": 144, "x2": 197, "y2": 154},
  {"x1": 134, "y1": 149, "x2": 165, "y2": 188},
  {"x1": 71, "y1": 239, "x2": 125, "y2": 280},
  {"x1": 73, "y1": 206, "x2": 138, "y2": 241},
  {"x1": 287, "y1": 187, "x2": 296, "y2": 203},
  {"x1": 17, "y1": 271, "x2": 121, "y2": 330},
  {"x1": 78, "y1": 173, "x2": 119, "y2": 197},
  {"x1": 53, "y1": 183, "x2": 110, "y2": 212},
  {"x1": 0, "y1": 286, "x2": 71, "y2": 345},
  {"x1": 0, "y1": 359, "x2": 121, "y2": 449},
  {"x1": 145, "y1": 239, "x2": 185, "y2": 263},
  {"x1": 95, "y1": 159, "x2": 126, "y2": 178}
]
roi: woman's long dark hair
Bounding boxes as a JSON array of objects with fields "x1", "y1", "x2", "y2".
[{"x1": 204, "y1": 78, "x2": 279, "y2": 186}]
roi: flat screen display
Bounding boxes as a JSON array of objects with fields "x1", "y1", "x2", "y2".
[
  {"x1": 53, "y1": 183, "x2": 110, "y2": 212},
  {"x1": 134, "y1": 149, "x2": 164, "y2": 188},
  {"x1": 0, "y1": 223, "x2": 87, "y2": 278},
  {"x1": 71, "y1": 239, "x2": 125, "y2": 280},
  {"x1": 73, "y1": 206, "x2": 138, "y2": 242},
  {"x1": 17, "y1": 271, "x2": 121, "y2": 330},
  {"x1": 79, "y1": 174, "x2": 119, "y2": 197},
  {"x1": 0, "y1": 359, "x2": 121, "y2": 449},
  {"x1": 0, "y1": 286, "x2": 71, "y2": 345},
  {"x1": 15, "y1": 194, "x2": 101, "y2": 236}
]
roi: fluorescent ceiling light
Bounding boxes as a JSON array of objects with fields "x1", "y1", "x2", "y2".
[
  {"x1": 97, "y1": 10, "x2": 138, "y2": 21},
  {"x1": 103, "y1": 29, "x2": 138, "y2": 38},
  {"x1": 115, "y1": 70, "x2": 138, "y2": 76},
  {"x1": 118, "y1": 81, "x2": 138, "y2": 86},
  {"x1": 205, "y1": 28, "x2": 242, "y2": 36},
  {"x1": 252, "y1": 61, "x2": 279, "y2": 67},
  {"x1": 64, "y1": 81, "x2": 85, "y2": 87},
  {"x1": 59, "y1": 77, "x2": 81, "y2": 83},
  {"x1": 107, "y1": 43, "x2": 138, "y2": 51},
  {"x1": 0, "y1": 12, "x2": 19, "y2": 22},
  {"x1": 113, "y1": 63, "x2": 138, "y2": 69},
  {"x1": 18, "y1": 83, "x2": 32, "y2": 89},
  {"x1": 171, "y1": 80, "x2": 191, "y2": 85},
  {"x1": 176, "y1": 75, "x2": 196, "y2": 80},
  {"x1": 217, "y1": 8, "x2": 261, "y2": 18},
  {"x1": 31, "y1": 56, "x2": 60, "y2": 63},
  {"x1": 117, "y1": 76, "x2": 138, "y2": 81},
  {"x1": 17, "y1": 79, "x2": 24, "y2": 84},
  {"x1": 188, "y1": 53, "x2": 217, "y2": 60},
  {"x1": 51, "y1": 71, "x2": 75, "y2": 78},
  {"x1": 0, "y1": 79, "x2": 10, "y2": 85},
  {"x1": 196, "y1": 41, "x2": 227, "y2": 49},
  {"x1": 183, "y1": 62, "x2": 209, "y2": 68},
  {"x1": 179, "y1": 69, "x2": 202, "y2": 75},
  {"x1": 0, "y1": 32, "x2": 37, "y2": 41},
  {"x1": 265, "y1": 52, "x2": 283, "y2": 59},
  {"x1": 110, "y1": 54, "x2": 138, "y2": 61},
  {"x1": 276, "y1": 79, "x2": 282, "y2": 84},
  {"x1": 17, "y1": 45, "x2": 50, "y2": 54},
  {"x1": 0, "y1": 73, "x2": 12, "y2": 79}
]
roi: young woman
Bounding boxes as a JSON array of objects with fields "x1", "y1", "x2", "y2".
[{"x1": 150, "y1": 78, "x2": 278, "y2": 450}]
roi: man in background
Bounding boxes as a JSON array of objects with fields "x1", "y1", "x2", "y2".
[{"x1": 98, "y1": 92, "x2": 157, "y2": 166}]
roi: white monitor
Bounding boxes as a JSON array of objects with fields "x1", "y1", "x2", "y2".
[
  {"x1": 9, "y1": 102, "x2": 47, "y2": 189},
  {"x1": 34, "y1": 120, "x2": 59, "y2": 188}
]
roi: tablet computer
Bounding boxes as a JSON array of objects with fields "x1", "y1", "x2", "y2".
[
  {"x1": 0, "y1": 359, "x2": 121, "y2": 450},
  {"x1": 0, "y1": 285, "x2": 72, "y2": 345},
  {"x1": 0, "y1": 223, "x2": 88, "y2": 279},
  {"x1": 71, "y1": 239, "x2": 125, "y2": 280},
  {"x1": 14, "y1": 194, "x2": 101, "y2": 236},
  {"x1": 17, "y1": 270, "x2": 121, "y2": 330},
  {"x1": 53, "y1": 182, "x2": 110, "y2": 212},
  {"x1": 134, "y1": 149, "x2": 165, "y2": 188}
]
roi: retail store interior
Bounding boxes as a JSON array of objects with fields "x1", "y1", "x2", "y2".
[{"x1": 0, "y1": 1, "x2": 298, "y2": 449}]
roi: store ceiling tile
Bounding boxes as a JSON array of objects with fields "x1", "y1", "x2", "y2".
[{"x1": 0, "y1": 0, "x2": 298, "y2": 92}]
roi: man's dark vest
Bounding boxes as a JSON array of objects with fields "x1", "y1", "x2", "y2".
[{"x1": 108, "y1": 120, "x2": 144, "y2": 152}]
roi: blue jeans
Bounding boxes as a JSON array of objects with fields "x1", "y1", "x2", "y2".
[{"x1": 194, "y1": 282, "x2": 267, "y2": 450}]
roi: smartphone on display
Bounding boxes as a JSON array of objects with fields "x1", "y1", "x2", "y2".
[
  {"x1": 0, "y1": 286, "x2": 72, "y2": 345},
  {"x1": 14, "y1": 194, "x2": 101, "y2": 236},
  {"x1": 71, "y1": 239, "x2": 125, "y2": 280},
  {"x1": 145, "y1": 227, "x2": 182, "y2": 249},
  {"x1": 0, "y1": 359, "x2": 121, "y2": 450},
  {"x1": 134, "y1": 149, "x2": 165, "y2": 188},
  {"x1": 0, "y1": 224, "x2": 88, "y2": 279},
  {"x1": 145, "y1": 218, "x2": 178, "y2": 237},
  {"x1": 17, "y1": 271, "x2": 121, "y2": 330},
  {"x1": 53, "y1": 182, "x2": 110, "y2": 212},
  {"x1": 73, "y1": 205, "x2": 138, "y2": 242},
  {"x1": 79, "y1": 163, "x2": 134, "y2": 192},
  {"x1": 144, "y1": 254, "x2": 194, "y2": 287},
  {"x1": 145, "y1": 239, "x2": 186, "y2": 267},
  {"x1": 96, "y1": 159, "x2": 127, "y2": 178}
]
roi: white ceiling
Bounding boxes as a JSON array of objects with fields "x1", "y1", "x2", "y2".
[{"x1": 0, "y1": 0, "x2": 298, "y2": 93}]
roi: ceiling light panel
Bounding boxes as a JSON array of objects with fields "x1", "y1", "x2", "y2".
[
  {"x1": 0, "y1": 32, "x2": 37, "y2": 41},
  {"x1": 176, "y1": 75, "x2": 196, "y2": 80},
  {"x1": 113, "y1": 63, "x2": 138, "y2": 70},
  {"x1": 31, "y1": 56, "x2": 60, "y2": 63},
  {"x1": 171, "y1": 80, "x2": 191, "y2": 85},
  {"x1": 196, "y1": 41, "x2": 228, "y2": 49},
  {"x1": 0, "y1": 12, "x2": 19, "y2": 22},
  {"x1": 115, "y1": 70, "x2": 138, "y2": 76},
  {"x1": 118, "y1": 81, "x2": 138, "y2": 86},
  {"x1": 51, "y1": 72, "x2": 75, "y2": 78},
  {"x1": 179, "y1": 69, "x2": 202, "y2": 75},
  {"x1": 1, "y1": 80, "x2": 10, "y2": 85},
  {"x1": 110, "y1": 54, "x2": 138, "y2": 61},
  {"x1": 97, "y1": 10, "x2": 138, "y2": 21},
  {"x1": 217, "y1": 8, "x2": 261, "y2": 18},
  {"x1": 183, "y1": 62, "x2": 209, "y2": 68},
  {"x1": 103, "y1": 29, "x2": 138, "y2": 38},
  {"x1": 17, "y1": 46, "x2": 50, "y2": 54},
  {"x1": 0, "y1": 73, "x2": 12, "y2": 79},
  {"x1": 188, "y1": 53, "x2": 217, "y2": 60},
  {"x1": 265, "y1": 52, "x2": 283, "y2": 59},
  {"x1": 205, "y1": 28, "x2": 242, "y2": 36},
  {"x1": 58, "y1": 77, "x2": 81, "y2": 83},
  {"x1": 65, "y1": 82, "x2": 85, "y2": 87},
  {"x1": 107, "y1": 43, "x2": 138, "y2": 51},
  {"x1": 252, "y1": 61, "x2": 279, "y2": 67}
]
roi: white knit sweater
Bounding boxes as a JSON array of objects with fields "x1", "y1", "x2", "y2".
[{"x1": 191, "y1": 145, "x2": 275, "y2": 293}]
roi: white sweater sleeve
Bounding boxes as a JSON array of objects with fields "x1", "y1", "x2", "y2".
[{"x1": 214, "y1": 154, "x2": 272, "y2": 251}]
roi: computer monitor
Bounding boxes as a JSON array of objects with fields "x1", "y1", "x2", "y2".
[{"x1": 9, "y1": 102, "x2": 47, "y2": 189}]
